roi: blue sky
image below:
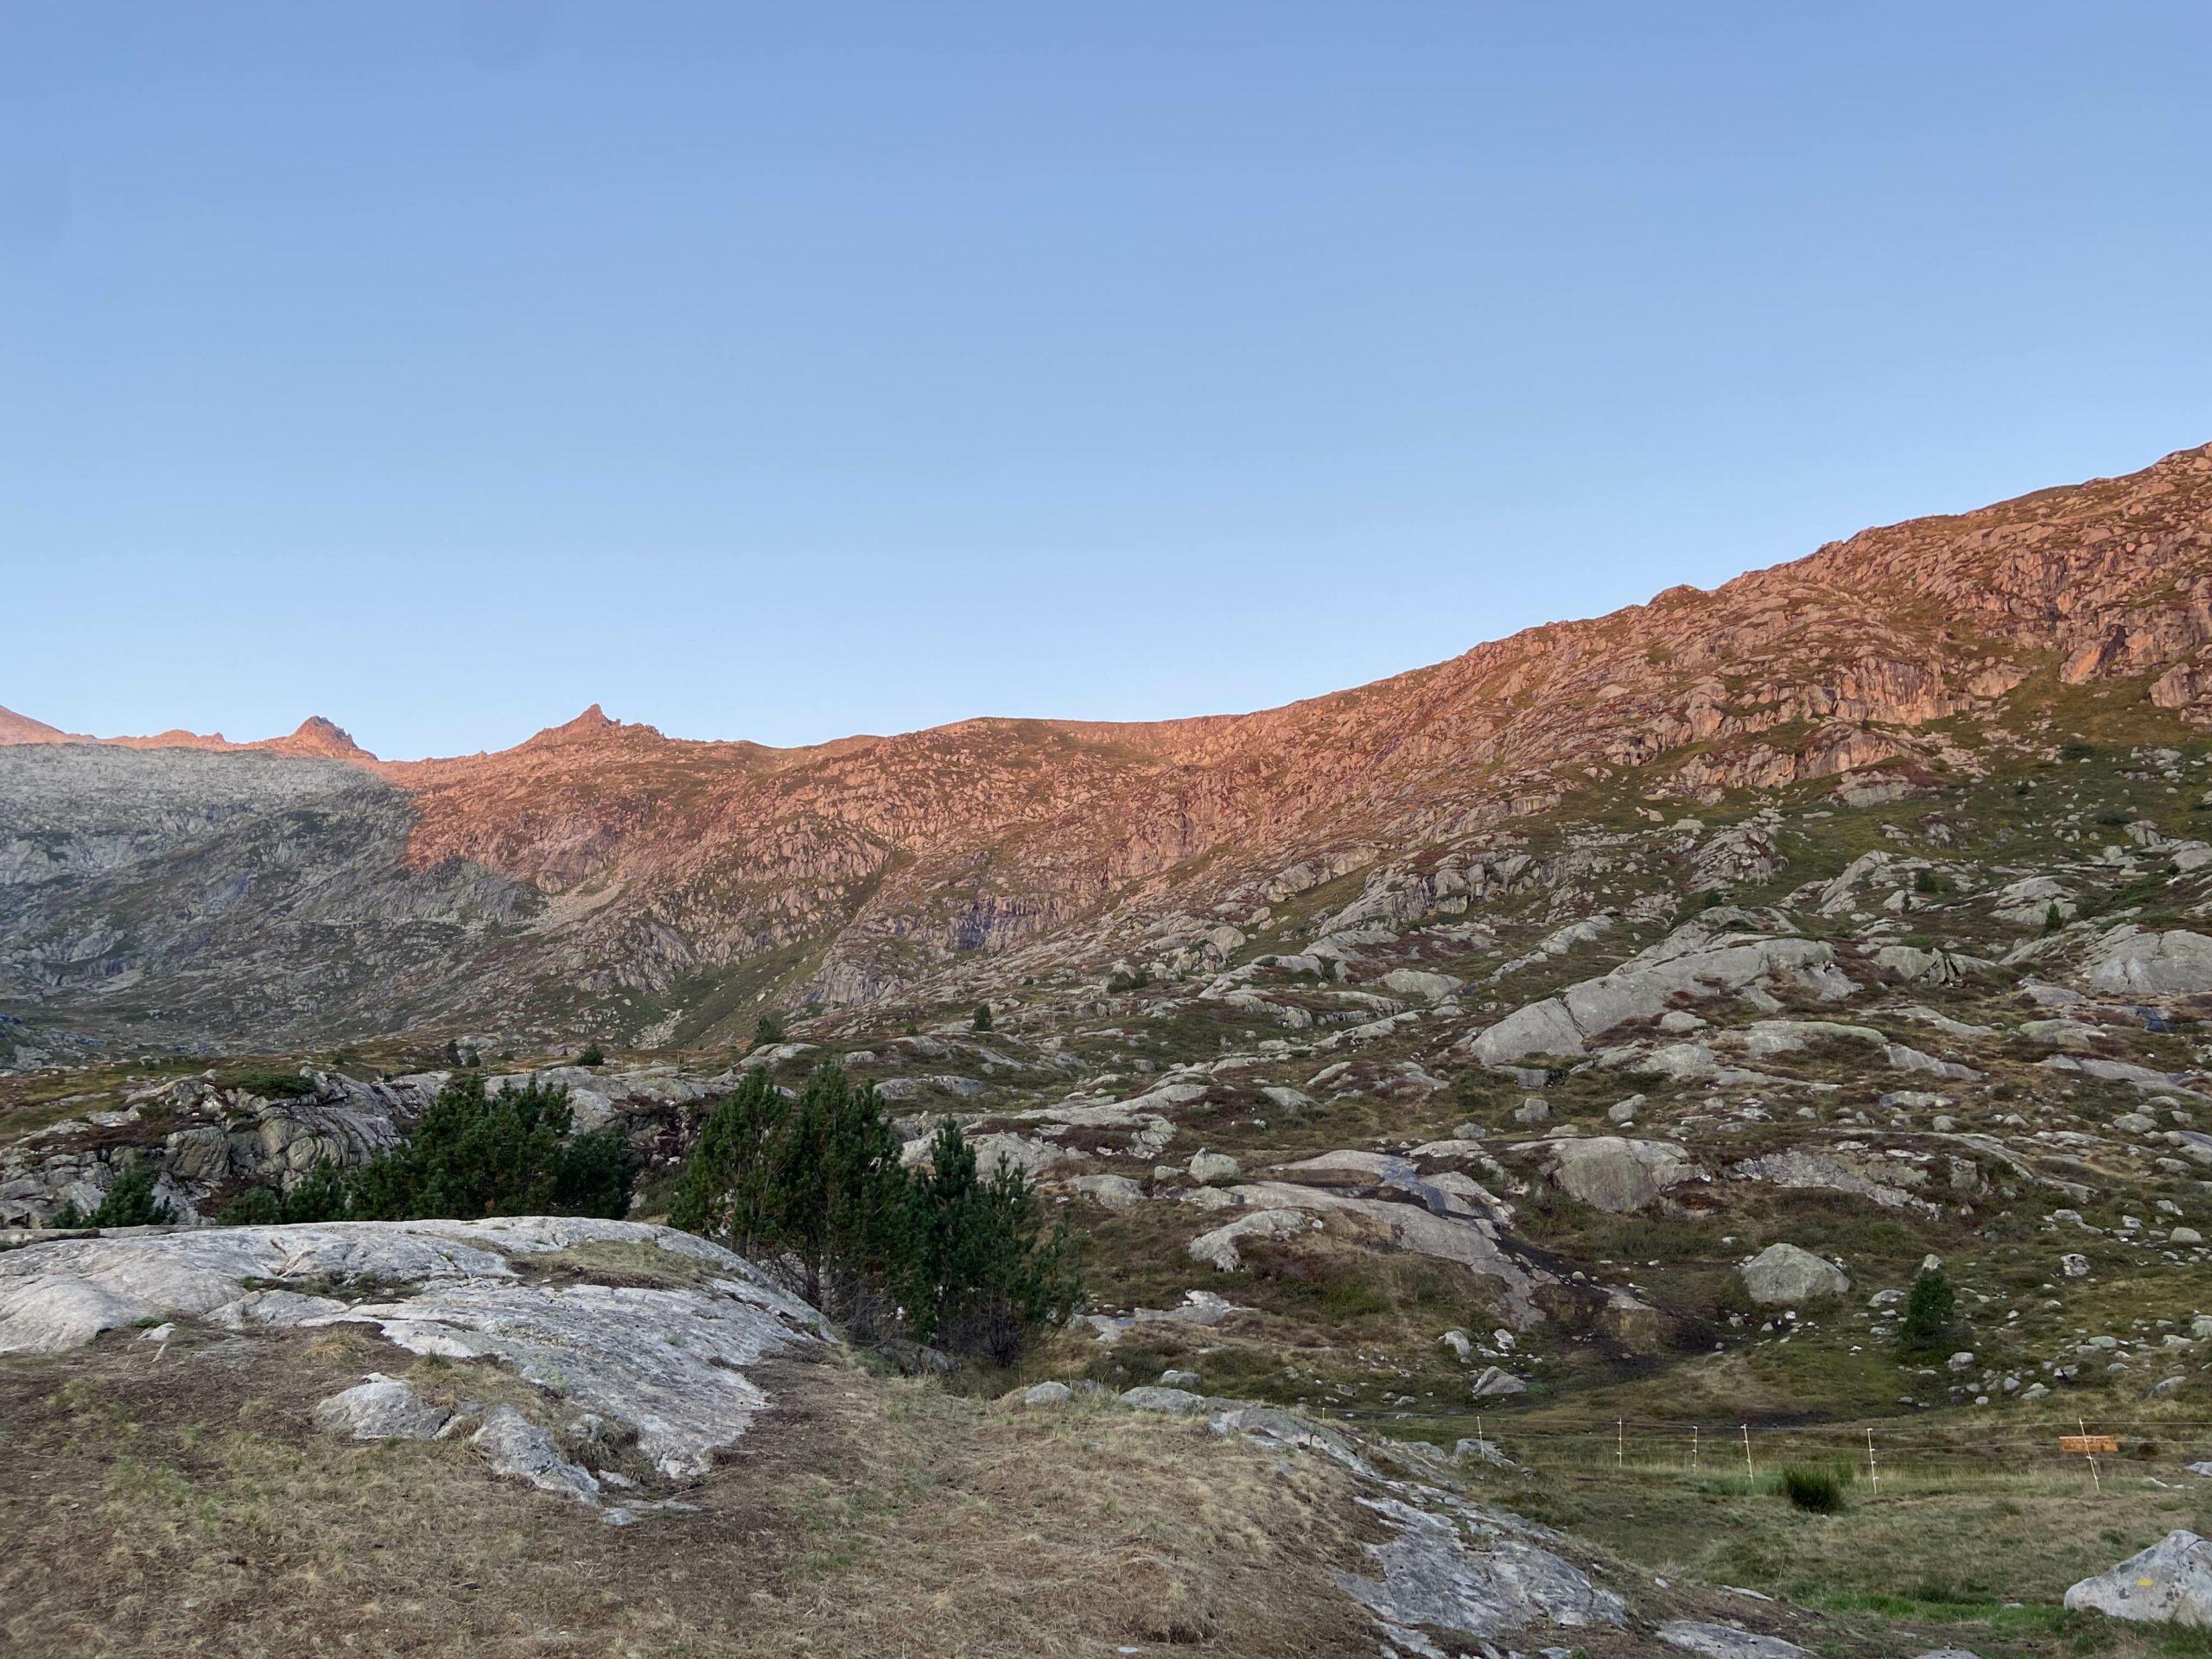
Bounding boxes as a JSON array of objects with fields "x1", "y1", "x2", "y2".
[{"x1": 3, "y1": 3, "x2": 2208, "y2": 760}]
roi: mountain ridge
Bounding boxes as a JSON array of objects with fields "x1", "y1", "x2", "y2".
[
  {"x1": 0, "y1": 710, "x2": 374, "y2": 761},
  {"x1": 4, "y1": 439, "x2": 2211, "y2": 1052},
  {"x1": 10, "y1": 439, "x2": 2205, "y2": 778}
]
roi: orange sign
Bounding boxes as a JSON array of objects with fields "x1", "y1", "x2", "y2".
[{"x1": 2060, "y1": 1434, "x2": 2118, "y2": 1454}]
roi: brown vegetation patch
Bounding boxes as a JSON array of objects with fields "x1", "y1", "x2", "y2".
[{"x1": 0, "y1": 1317, "x2": 1376, "y2": 1658}]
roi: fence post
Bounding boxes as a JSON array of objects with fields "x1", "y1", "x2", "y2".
[
  {"x1": 1741, "y1": 1423, "x2": 1753, "y2": 1487},
  {"x1": 1691, "y1": 1424, "x2": 1699, "y2": 1473},
  {"x1": 1866, "y1": 1427, "x2": 1878, "y2": 1494},
  {"x1": 1618, "y1": 1418, "x2": 1624, "y2": 1470}
]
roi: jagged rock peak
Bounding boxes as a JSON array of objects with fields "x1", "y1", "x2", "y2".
[
  {"x1": 265, "y1": 716, "x2": 374, "y2": 760},
  {"x1": 523, "y1": 703, "x2": 660, "y2": 748}
]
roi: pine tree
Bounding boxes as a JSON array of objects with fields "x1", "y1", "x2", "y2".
[
  {"x1": 1898, "y1": 1266, "x2": 1956, "y2": 1352},
  {"x1": 971, "y1": 1002, "x2": 993, "y2": 1033},
  {"x1": 780, "y1": 1065, "x2": 909, "y2": 1325},
  {"x1": 79, "y1": 1165, "x2": 173, "y2": 1228},
  {"x1": 671, "y1": 1065, "x2": 907, "y2": 1332},
  {"x1": 669, "y1": 1065, "x2": 1083, "y2": 1359},
  {"x1": 347, "y1": 1074, "x2": 636, "y2": 1221},
  {"x1": 216, "y1": 1157, "x2": 355, "y2": 1226},
  {"x1": 905, "y1": 1119, "x2": 1081, "y2": 1365},
  {"x1": 668, "y1": 1068, "x2": 790, "y2": 1256},
  {"x1": 216, "y1": 1185, "x2": 286, "y2": 1225}
]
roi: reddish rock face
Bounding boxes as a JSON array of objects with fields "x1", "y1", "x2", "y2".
[
  {"x1": 0, "y1": 706, "x2": 86, "y2": 745},
  {"x1": 7, "y1": 440, "x2": 2212, "y2": 1036}
]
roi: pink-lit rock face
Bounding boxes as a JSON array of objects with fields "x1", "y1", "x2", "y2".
[{"x1": 4, "y1": 441, "x2": 2211, "y2": 1050}]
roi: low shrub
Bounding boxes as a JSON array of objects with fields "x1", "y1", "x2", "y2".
[
  {"x1": 217, "y1": 1160, "x2": 351, "y2": 1225},
  {"x1": 350, "y1": 1074, "x2": 639, "y2": 1221},
  {"x1": 56, "y1": 1165, "x2": 174, "y2": 1230},
  {"x1": 1780, "y1": 1465, "x2": 1847, "y2": 1513},
  {"x1": 671, "y1": 1063, "x2": 1082, "y2": 1364},
  {"x1": 222, "y1": 1071, "x2": 318, "y2": 1100}
]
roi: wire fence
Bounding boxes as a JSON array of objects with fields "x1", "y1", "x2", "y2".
[{"x1": 1351, "y1": 1410, "x2": 2212, "y2": 1491}]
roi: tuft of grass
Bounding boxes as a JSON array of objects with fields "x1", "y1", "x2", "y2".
[{"x1": 1779, "y1": 1465, "x2": 1847, "y2": 1514}]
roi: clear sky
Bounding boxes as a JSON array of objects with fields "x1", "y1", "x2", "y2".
[{"x1": 3, "y1": 3, "x2": 2209, "y2": 760}]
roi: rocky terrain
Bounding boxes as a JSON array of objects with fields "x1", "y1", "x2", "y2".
[
  {"x1": 7, "y1": 440, "x2": 2212, "y2": 1655},
  {"x1": 5, "y1": 439, "x2": 2212, "y2": 1059}
]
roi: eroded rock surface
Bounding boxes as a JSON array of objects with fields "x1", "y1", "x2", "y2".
[
  {"x1": 0, "y1": 1217, "x2": 824, "y2": 1497},
  {"x1": 2064, "y1": 1529, "x2": 2212, "y2": 1627},
  {"x1": 1333, "y1": 1496, "x2": 1626, "y2": 1643},
  {"x1": 2082, "y1": 929, "x2": 2212, "y2": 998},
  {"x1": 1469, "y1": 925, "x2": 1847, "y2": 1065}
]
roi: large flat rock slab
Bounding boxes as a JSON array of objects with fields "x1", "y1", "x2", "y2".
[
  {"x1": 0, "y1": 1216, "x2": 812, "y2": 1354},
  {"x1": 0, "y1": 1217, "x2": 827, "y2": 1484}
]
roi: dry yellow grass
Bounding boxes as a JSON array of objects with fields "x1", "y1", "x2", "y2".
[{"x1": 0, "y1": 1327, "x2": 1376, "y2": 1659}]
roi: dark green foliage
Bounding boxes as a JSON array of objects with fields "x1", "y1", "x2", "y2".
[
  {"x1": 550, "y1": 1122, "x2": 644, "y2": 1218},
  {"x1": 905, "y1": 1119, "x2": 1083, "y2": 1366},
  {"x1": 1780, "y1": 1465, "x2": 1847, "y2": 1513},
  {"x1": 78, "y1": 1166, "x2": 174, "y2": 1229},
  {"x1": 971, "y1": 1003, "x2": 993, "y2": 1033},
  {"x1": 217, "y1": 1185, "x2": 285, "y2": 1225},
  {"x1": 284, "y1": 1160, "x2": 353, "y2": 1223},
  {"x1": 348, "y1": 1074, "x2": 638, "y2": 1221},
  {"x1": 671, "y1": 1065, "x2": 1083, "y2": 1363},
  {"x1": 670, "y1": 1065, "x2": 909, "y2": 1331},
  {"x1": 669, "y1": 1069, "x2": 789, "y2": 1256},
  {"x1": 1105, "y1": 969, "x2": 1152, "y2": 994},
  {"x1": 2044, "y1": 901, "x2": 2065, "y2": 934},
  {"x1": 1898, "y1": 1267, "x2": 1956, "y2": 1352},
  {"x1": 751, "y1": 1012, "x2": 785, "y2": 1051},
  {"x1": 221, "y1": 1071, "x2": 318, "y2": 1100},
  {"x1": 219, "y1": 1160, "x2": 353, "y2": 1226},
  {"x1": 779, "y1": 1066, "x2": 911, "y2": 1324},
  {"x1": 577, "y1": 1042, "x2": 606, "y2": 1067}
]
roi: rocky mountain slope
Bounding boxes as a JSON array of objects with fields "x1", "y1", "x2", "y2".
[
  {"x1": 10, "y1": 440, "x2": 2212, "y2": 1654},
  {"x1": 4, "y1": 440, "x2": 2211, "y2": 1063}
]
